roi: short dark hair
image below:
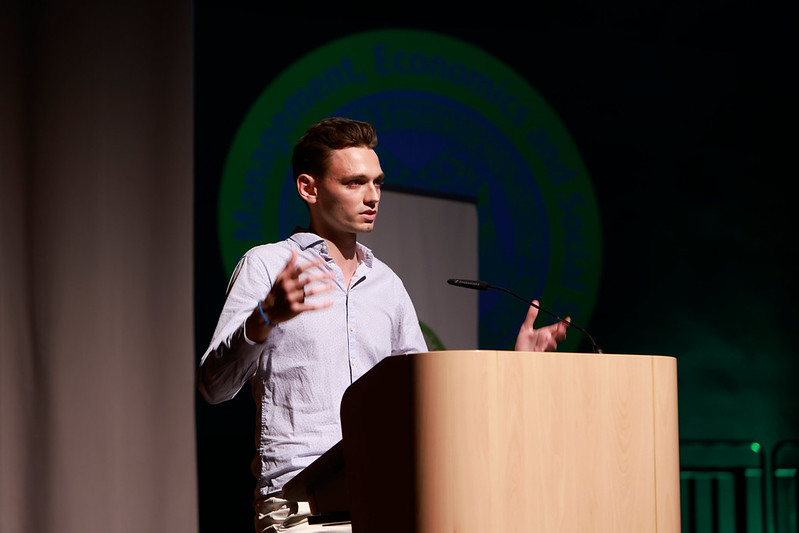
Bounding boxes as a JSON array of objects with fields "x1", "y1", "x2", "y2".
[{"x1": 292, "y1": 117, "x2": 378, "y2": 180}]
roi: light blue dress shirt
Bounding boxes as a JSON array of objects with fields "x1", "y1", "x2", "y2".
[{"x1": 199, "y1": 232, "x2": 428, "y2": 499}]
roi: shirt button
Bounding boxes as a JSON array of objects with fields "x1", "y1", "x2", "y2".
[
  {"x1": 350, "y1": 358, "x2": 356, "y2": 367},
  {"x1": 349, "y1": 325, "x2": 355, "y2": 332}
]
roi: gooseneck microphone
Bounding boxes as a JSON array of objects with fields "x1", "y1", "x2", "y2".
[{"x1": 447, "y1": 278, "x2": 603, "y2": 354}]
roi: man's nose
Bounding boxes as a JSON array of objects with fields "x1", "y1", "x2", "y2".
[{"x1": 364, "y1": 183, "x2": 380, "y2": 205}]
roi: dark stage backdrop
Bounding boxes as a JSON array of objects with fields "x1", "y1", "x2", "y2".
[{"x1": 194, "y1": 4, "x2": 798, "y2": 531}]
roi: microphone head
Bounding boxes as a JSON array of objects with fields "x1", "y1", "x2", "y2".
[{"x1": 447, "y1": 278, "x2": 489, "y2": 290}]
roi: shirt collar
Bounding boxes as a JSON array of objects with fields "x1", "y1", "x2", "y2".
[
  {"x1": 288, "y1": 230, "x2": 374, "y2": 268},
  {"x1": 289, "y1": 231, "x2": 326, "y2": 251}
]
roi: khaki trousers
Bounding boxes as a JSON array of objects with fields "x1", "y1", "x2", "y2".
[{"x1": 255, "y1": 497, "x2": 352, "y2": 533}]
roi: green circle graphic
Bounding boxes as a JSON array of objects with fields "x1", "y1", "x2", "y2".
[{"x1": 219, "y1": 29, "x2": 602, "y2": 351}]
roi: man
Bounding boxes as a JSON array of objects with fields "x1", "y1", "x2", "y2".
[{"x1": 199, "y1": 117, "x2": 568, "y2": 532}]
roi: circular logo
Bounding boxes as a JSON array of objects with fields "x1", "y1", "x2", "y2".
[{"x1": 219, "y1": 29, "x2": 602, "y2": 351}]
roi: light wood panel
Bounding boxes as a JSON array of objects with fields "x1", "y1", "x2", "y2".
[{"x1": 338, "y1": 351, "x2": 680, "y2": 532}]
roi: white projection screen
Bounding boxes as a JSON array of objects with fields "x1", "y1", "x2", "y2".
[{"x1": 359, "y1": 189, "x2": 479, "y2": 350}]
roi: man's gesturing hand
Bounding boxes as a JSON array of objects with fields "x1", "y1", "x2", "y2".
[
  {"x1": 514, "y1": 301, "x2": 570, "y2": 352},
  {"x1": 247, "y1": 250, "x2": 334, "y2": 342}
]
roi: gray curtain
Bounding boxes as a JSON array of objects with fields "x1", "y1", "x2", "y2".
[{"x1": 0, "y1": 1, "x2": 197, "y2": 532}]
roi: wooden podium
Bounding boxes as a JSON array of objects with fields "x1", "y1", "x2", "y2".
[{"x1": 284, "y1": 351, "x2": 681, "y2": 532}]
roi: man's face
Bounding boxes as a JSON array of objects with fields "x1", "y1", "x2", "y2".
[{"x1": 311, "y1": 146, "x2": 383, "y2": 238}]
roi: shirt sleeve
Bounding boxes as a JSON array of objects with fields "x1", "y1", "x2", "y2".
[
  {"x1": 197, "y1": 252, "x2": 274, "y2": 404},
  {"x1": 391, "y1": 276, "x2": 429, "y2": 356}
]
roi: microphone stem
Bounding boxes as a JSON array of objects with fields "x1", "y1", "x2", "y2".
[{"x1": 488, "y1": 284, "x2": 603, "y2": 354}]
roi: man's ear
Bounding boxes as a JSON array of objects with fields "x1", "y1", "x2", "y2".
[{"x1": 296, "y1": 174, "x2": 317, "y2": 204}]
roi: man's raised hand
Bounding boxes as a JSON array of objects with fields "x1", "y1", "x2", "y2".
[
  {"x1": 514, "y1": 301, "x2": 570, "y2": 352},
  {"x1": 247, "y1": 250, "x2": 334, "y2": 342}
]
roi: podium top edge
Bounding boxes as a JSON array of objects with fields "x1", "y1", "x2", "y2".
[{"x1": 406, "y1": 350, "x2": 675, "y2": 359}]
